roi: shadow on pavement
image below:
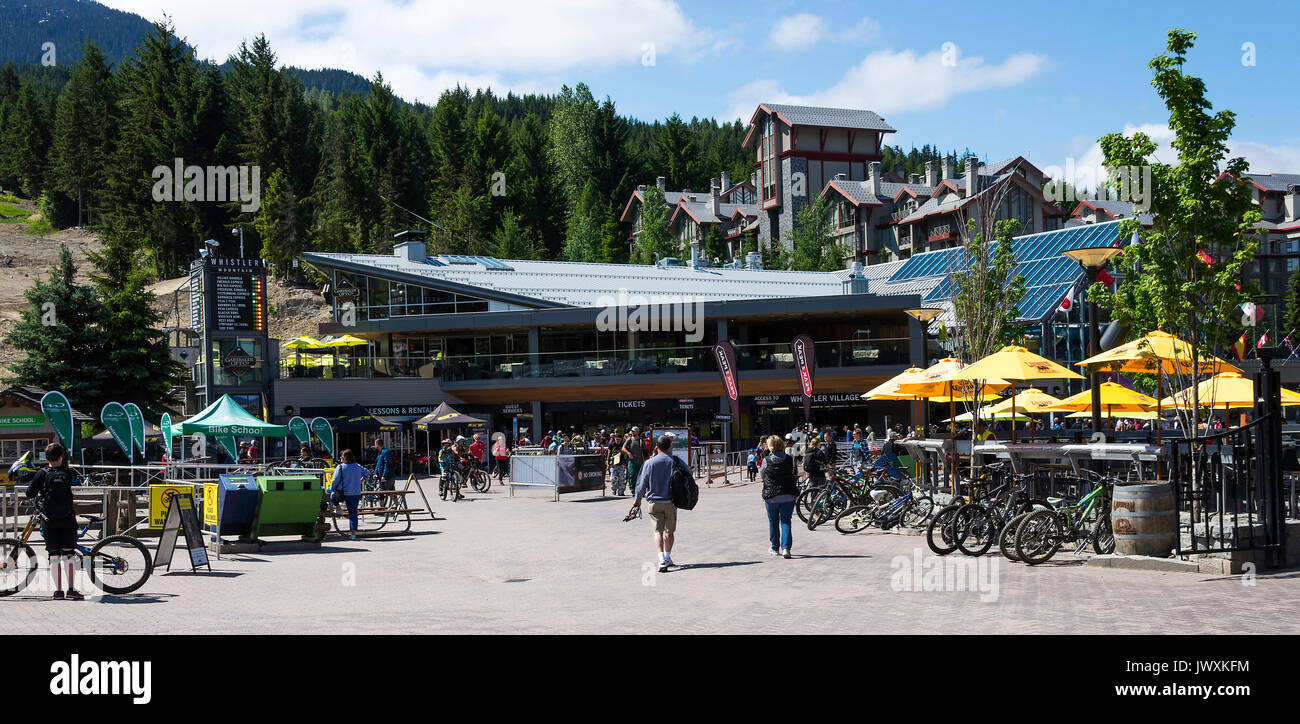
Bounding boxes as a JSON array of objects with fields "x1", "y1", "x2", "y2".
[{"x1": 671, "y1": 561, "x2": 763, "y2": 571}]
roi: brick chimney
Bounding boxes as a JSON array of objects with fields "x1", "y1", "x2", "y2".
[
  {"x1": 925, "y1": 160, "x2": 937, "y2": 188},
  {"x1": 656, "y1": 176, "x2": 665, "y2": 192},
  {"x1": 709, "y1": 178, "x2": 720, "y2": 216},
  {"x1": 868, "y1": 161, "x2": 881, "y2": 198},
  {"x1": 964, "y1": 156, "x2": 979, "y2": 198},
  {"x1": 942, "y1": 155, "x2": 955, "y2": 181},
  {"x1": 909, "y1": 173, "x2": 920, "y2": 185}
]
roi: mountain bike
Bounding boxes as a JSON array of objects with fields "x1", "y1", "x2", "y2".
[
  {"x1": 1014, "y1": 476, "x2": 1114, "y2": 564},
  {"x1": 0, "y1": 504, "x2": 153, "y2": 596},
  {"x1": 834, "y1": 483, "x2": 934, "y2": 534},
  {"x1": 438, "y1": 467, "x2": 464, "y2": 501},
  {"x1": 955, "y1": 476, "x2": 1055, "y2": 557},
  {"x1": 467, "y1": 465, "x2": 491, "y2": 493}
]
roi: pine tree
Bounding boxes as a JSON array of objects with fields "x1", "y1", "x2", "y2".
[
  {"x1": 562, "y1": 181, "x2": 603, "y2": 262},
  {"x1": 657, "y1": 113, "x2": 697, "y2": 192},
  {"x1": 1284, "y1": 270, "x2": 1300, "y2": 337},
  {"x1": 51, "y1": 40, "x2": 117, "y2": 226},
  {"x1": 489, "y1": 210, "x2": 538, "y2": 260},
  {"x1": 788, "y1": 197, "x2": 841, "y2": 271},
  {"x1": 89, "y1": 232, "x2": 183, "y2": 418},
  {"x1": 508, "y1": 112, "x2": 563, "y2": 257},
  {"x1": 1, "y1": 83, "x2": 53, "y2": 197},
  {"x1": 632, "y1": 185, "x2": 673, "y2": 265},
  {"x1": 254, "y1": 168, "x2": 300, "y2": 280},
  {"x1": 3, "y1": 245, "x2": 113, "y2": 409},
  {"x1": 547, "y1": 83, "x2": 597, "y2": 209}
]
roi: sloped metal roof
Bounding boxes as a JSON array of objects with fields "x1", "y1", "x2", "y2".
[{"x1": 760, "y1": 102, "x2": 896, "y2": 132}]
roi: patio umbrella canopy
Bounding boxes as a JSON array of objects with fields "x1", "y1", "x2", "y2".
[
  {"x1": 1066, "y1": 410, "x2": 1159, "y2": 420},
  {"x1": 1157, "y1": 371, "x2": 1300, "y2": 409},
  {"x1": 177, "y1": 394, "x2": 287, "y2": 437},
  {"x1": 861, "y1": 367, "x2": 927, "y2": 400},
  {"x1": 896, "y1": 358, "x2": 1011, "y2": 491},
  {"x1": 951, "y1": 345, "x2": 1083, "y2": 442},
  {"x1": 981, "y1": 388, "x2": 1065, "y2": 415},
  {"x1": 333, "y1": 403, "x2": 402, "y2": 433},
  {"x1": 414, "y1": 402, "x2": 487, "y2": 430},
  {"x1": 1042, "y1": 382, "x2": 1157, "y2": 413},
  {"x1": 1077, "y1": 330, "x2": 1241, "y2": 375}
]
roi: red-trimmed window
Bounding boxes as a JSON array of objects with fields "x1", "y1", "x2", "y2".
[{"x1": 761, "y1": 117, "x2": 776, "y2": 201}]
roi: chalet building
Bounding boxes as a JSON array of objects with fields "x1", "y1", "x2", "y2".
[
  {"x1": 741, "y1": 103, "x2": 895, "y2": 251},
  {"x1": 1069, "y1": 199, "x2": 1152, "y2": 226},
  {"x1": 1216, "y1": 172, "x2": 1300, "y2": 337},
  {"x1": 619, "y1": 172, "x2": 757, "y2": 249},
  {"x1": 669, "y1": 176, "x2": 759, "y2": 262},
  {"x1": 821, "y1": 155, "x2": 1065, "y2": 264}
]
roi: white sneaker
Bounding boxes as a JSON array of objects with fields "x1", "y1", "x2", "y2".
[
  {"x1": 780, "y1": 549, "x2": 791, "y2": 559},
  {"x1": 768, "y1": 548, "x2": 779, "y2": 556},
  {"x1": 664, "y1": 556, "x2": 675, "y2": 567}
]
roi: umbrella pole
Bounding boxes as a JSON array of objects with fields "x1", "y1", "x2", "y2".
[
  {"x1": 949, "y1": 385, "x2": 957, "y2": 495},
  {"x1": 1010, "y1": 385, "x2": 1017, "y2": 444}
]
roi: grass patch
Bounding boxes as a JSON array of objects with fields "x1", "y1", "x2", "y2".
[{"x1": 0, "y1": 201, "x2": 27, "y2": 220}]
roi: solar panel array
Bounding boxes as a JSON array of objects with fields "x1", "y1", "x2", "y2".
[
  {"x1": 425, "y1": 255, "x2": 514, "y2": 271},
  {"x1": 885, "y1": 221, "x2": 1125, "y2": 323}
]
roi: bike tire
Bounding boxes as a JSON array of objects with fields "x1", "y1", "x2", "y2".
[
  {"x1": 956, "y1": 503, "x2": 996, "y2": 557},
  {"x1": 1092, "y1": 513, "x2": 1115, "y2": 555},
  {"x1": 795, "y1": 487, "x2": 819, "y2": 524},
  {"x1": 807, "y1": 489, "x2": 833, "y2": 530},
  {"x1": 900, "y1": 497, "x2": 934, "y2": 529},
  {"x1": 0, "y1": 537, "x2": 38, "y2": 596},
  {"x1": 88, "y1": 535, "x2": 153, "y2": 595},
  {"x1": 477, "y1": 470, "x2": 492, "y2": 493},
  {"x1": 999, "y1": 512, "x2": 1032, "y2": 561},
  {"x1": 1015, "y1": 510, "x2": 1063, "y2": 565},
  {"x1": 925, "y1": 505, "x2": 963, "y2": 555},
  {"x1": 834, "y1": 505, "x2": 874, "y2": 534}
]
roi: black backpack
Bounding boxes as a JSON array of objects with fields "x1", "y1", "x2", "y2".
[
  {"x1": 39, "y1": 466, "x2": 75, "y2": 519},
  {"x1": 804, "y1": 450, "x2": 823, "y2": 475},
  {"x1": 670, "y1": 457, "x2": 699, "y2": 511}
]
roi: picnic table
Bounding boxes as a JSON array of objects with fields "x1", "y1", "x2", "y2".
[{"x1": 326, "y1": 477, "x2": 436, "y2": 535}]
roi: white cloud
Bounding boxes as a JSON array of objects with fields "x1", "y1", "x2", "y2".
[
  {"x1": 725, "y1": 44, "x2": 1047, "y2": 121},
  {"x1": 767, "y1": 13, "x2": 880, "y2": 51},
  {"x1": 100, "y1": 0, "x2": 709, "y2": 102}
]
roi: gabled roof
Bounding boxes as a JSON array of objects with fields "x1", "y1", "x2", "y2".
[
  {"x1": 0, "y1": 385, "x2": 95, "y2": 423},
  {"x1": 672, "y1": 198, "x2": 759, "y2": 225},
  {"x1": 1225, "y1": 171, "x2": 1300, "y2": 193},
  {"x1": 619, "y1": 188, "x2": 688, "y2": 223},
  {"x1": 743, "y1": 102, "x2": 896, "y2": 146}
]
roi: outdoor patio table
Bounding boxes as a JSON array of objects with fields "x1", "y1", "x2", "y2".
[{"x1": 325, "y1": 490, "x2": 422, "y2": 535}]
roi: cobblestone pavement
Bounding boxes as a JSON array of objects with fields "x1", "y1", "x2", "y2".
[{"x1": 3, "y1": 478, "x2": 1298, "y2": 635}]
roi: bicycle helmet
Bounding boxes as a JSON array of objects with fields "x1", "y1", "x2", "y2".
[{"x1": 7, "y1": 451, "x2": 38, "y2": 484}]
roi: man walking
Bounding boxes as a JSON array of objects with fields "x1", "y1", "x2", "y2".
[
  {"x1": 372, "y1": 437, "x2": 394, "y2": 491},
  {"x1": 632, "y1": 434, "x2": 680, "y2": 572},
  {"x1": 621, "y1": 425, "x2": 646, "y2": 492}
]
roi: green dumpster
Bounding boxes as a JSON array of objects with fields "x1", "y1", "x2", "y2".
[{"x1": 253, "y1": 475, "x2": 323, "y2": 539}]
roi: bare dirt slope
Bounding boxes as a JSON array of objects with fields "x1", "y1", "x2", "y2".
[{"x1": 149, "y1": 273, "x2": 332, "y2": 343}]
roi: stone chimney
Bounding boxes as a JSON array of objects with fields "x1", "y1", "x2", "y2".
[
  {"x1": 909, "y1": 173, "x2": 920, "y2": 185},
  {"x1": 942, "y1": 156, "x2": 954, "y2": 181},
  {"x1": 656, "y1": 176, "x2": 666, "y2": 192},
  {"x1": 637, "y1": 184, "x2": 646, "y2": 193},
  {"x1": 925, "y1": 160, "x2": 937, "y2": 188},
  {"x1": 964, "y1": 156, "x2": 979, "y2": 198},
  {"x1": 834, "y1": 172, "x2": 847, "y2": 181},
  {"x1": 710, "y1": 178, "x2": 720, "y2": 216},
  {"x1": 868, "y1": 161, "x2": 881, "y2": 198},
  {"x1": 721, "y1": 171, "x2": 731, "y2": 192},
  {"x1": 1288, "y1": 184, "x2": 1299, "y2": 222}
]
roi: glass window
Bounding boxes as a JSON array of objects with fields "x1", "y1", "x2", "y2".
[{"x1": 367, "y1": 277, "x2": 388, "y2": 320}]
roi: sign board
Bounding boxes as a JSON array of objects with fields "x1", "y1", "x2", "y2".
[
  {"x1": 222, "y1": 345, "x2": 257, "y2": 377},
  {"x1": 148, "y1": 483, "x2": 195, "y2": 529},
  {"x1": 100, "y1": 402, "x2": 133, "y2": 461},
  {"x1": 652, "y1": 427, "x2": 691, "y2": 468},
  {"x1": 0, "y1": 415, "x2": 45, "y2": 429},
  {"x1": 153, "y1": 492, "x2": 210, "y2": 572},
  {"x1": 556, "y1": 454, "x2": 605, "y2": 494},
  {"x1": 189, "y1": 270, "x2": 204, "y2": 333},
  {"x1": 169, "y1": 346, "x2": 200, "y2": 368},
  {"x1": 209, "y1": 259, "x2": 267, "y2": 333},
  {"x1": 123, "y1": 403, "x2": 145, "y2": 459},
  {"x1": 202, "y1": 482, "x2": 218, "y2": 525},
  {"x1": 39, "y1": 391, "x2": 74, "y2": 452}
]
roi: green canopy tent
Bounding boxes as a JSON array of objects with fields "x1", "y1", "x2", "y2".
[{"x1": 177, "y1": 395, "x2": 287, "y2": 462}]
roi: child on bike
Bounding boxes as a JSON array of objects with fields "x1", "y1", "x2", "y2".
[{"x1": 25, "y1": 443, "x2": 82, "y2": 600}]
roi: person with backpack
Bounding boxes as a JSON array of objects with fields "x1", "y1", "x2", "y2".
[
  {"x1": 631, "y1": 434, "x2": 686, "y2": 572},
  {"x1": 372, "y1": 438, "x2": 393, "y2": 491},
  {"x1": 25, "y1": 443, "x2": 82, "y2": 600},
  {"x1": 621, "y1": 426, "x2": 646, "y2": 491},
  {"x1": 760, "y1": 435, "x2": 798, "y2": 558},
  {"x1": 804, "y1": 436, "x2": 829, "y2": 487}
]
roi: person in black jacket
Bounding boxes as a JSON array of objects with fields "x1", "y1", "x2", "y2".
[
  {"x1": 25, "y1": 443, "x2": 83, "y2": 600},
  {"x1": 804, "y1": 437, "x2": 829, "y2": 487},
  {"x1": 760, "y1": 435, "x2": 799, "y2": 559}
]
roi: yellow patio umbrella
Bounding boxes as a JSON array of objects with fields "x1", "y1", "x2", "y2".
[
  {"x1": 284, "y1": 335, "x2": 327, "y2": 369},
  {"x1": 897, "y1": 358, "x2": 1011, "y2": 490},
  {"x1": 982, "y1": 387, "x2": 1065, "y2": 415},
  {"x1": 1158, "y1": 371, "x2": 1300, "y2": 428},
  {"x1": 1041, "y1": 382, "x2": 1157, "y2": 432},
  {"x1": 1066, "y1": 409, "x2": 1159, "y2": 420},
  {"x1": 950, "y1": 345, "x2": 1083, "y2": 442},
  {"x1": 861, "y1": 367, "x2": 927, "y2": 400},
  {"x1": 1077, "y1": 330, "x2": 1241, "y2": 441},
  {"x1": 322, "y1": 334, "x2": 370, "y2": 347}
]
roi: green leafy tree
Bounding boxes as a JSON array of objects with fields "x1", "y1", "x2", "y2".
[
  {"x1": 1091, "y1": 29, "x2": 1261, "y2": 418},
  {"x1": 562, "y1": 181, "x2": 603, "y2": 262},
  {"x1": 632, "y1": 185, "x2": 673, "y2": 264},
  {"x1": 788, "y1": 197, "x2": 841, "y2": 271},
  {"x1": 3, "y1": 245, "x2": 113, "y2": 409},
  {"x1": 254, "y1": 168, "x2": 301, "y2": 280},
  {"x1": 951, "y1": 218, "x2": 1026, "y2": 363},
  {"x1": 1284, "y1": 270, "x2": 1300, "y2": 337},
  {"x1": 547, "y1": 83, "x2": 597, "y2": 209}
]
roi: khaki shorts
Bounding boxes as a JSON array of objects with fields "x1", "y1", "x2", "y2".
[{"x1": 647, "y1": 501, "x2": 677, "y2": 533}]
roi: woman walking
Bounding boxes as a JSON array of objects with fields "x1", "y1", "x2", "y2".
[
  {"x1": 329, "y1": 449, "x2": 368, "y2": 540},
  {"x1": 760, "y1": 435, "x2": 798, "y2": 559}
]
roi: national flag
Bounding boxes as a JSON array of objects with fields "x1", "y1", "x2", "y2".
[
  {"x1": 1231, "y1": 332, "x2": 1247, "y2": 361},
  {"x1": 1197, "y1": 250, "x2": 1214, "y2": 265},
  {"x1": 1096, "y1": 269, "x2": 1115, "y2": 287},
  {"x1": 1257, "y1": 331, "x2": 1269, "y2": 349},
  {"x1": 1058, "y1": 286, "x2": 1075, "y2": 312},
  {"x1": 1285, "y1": 336, "x2": 1293, "y2": 350}
]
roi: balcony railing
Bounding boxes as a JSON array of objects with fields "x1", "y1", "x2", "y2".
[{"x1": 277, "y1": 338, "x2": 911, "y2": 382}]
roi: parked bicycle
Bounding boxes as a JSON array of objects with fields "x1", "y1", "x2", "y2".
[
  {"x1": 1012, "y1": 474, "x2": 1115, "y2": 564},
  {"x1": 0, "y1": 503, "x2": 153, "y2": 596}
]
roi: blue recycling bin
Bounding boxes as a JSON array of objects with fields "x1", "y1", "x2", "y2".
[{"x1": 208, "y1": 474, "x2": 262, "y2": 539}]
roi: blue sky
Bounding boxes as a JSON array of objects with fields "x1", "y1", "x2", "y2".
[{"x1": 104, "y1": 0, "x2": 1300, "y2": 175}]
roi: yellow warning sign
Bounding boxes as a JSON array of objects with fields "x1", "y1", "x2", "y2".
[
  {"x1": 148, "y1": 484, "x2": 194, "y2": 529},
  {"x1": 203, "y1": 483, "x2": 218, "y2": 525}
]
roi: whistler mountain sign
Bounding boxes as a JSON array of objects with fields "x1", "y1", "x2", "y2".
[{"x1": 222, "y1": 346, "x2": 257, "y2": 377}]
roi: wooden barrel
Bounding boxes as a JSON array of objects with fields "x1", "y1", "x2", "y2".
[{"x1": 1111, "y1": 483, "x2": 1177, "y2": 557}]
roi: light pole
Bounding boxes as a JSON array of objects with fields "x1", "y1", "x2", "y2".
[
  {"x1": 904, "y1": 307, "x2": 942, "y2": 436},
  {"x1": 1062, "y1": 246, "x2": 1121, "y2": 438}
]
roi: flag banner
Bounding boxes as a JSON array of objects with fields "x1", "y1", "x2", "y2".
[
  {"x1": 160, "y1": 412, "x2": 173, "y2": 459},
  {"x1": 100, "y1": 402, "x2": 133, "y2": 461},
  {"x1": 1232, "y1": 332, "x2": 1247, "y2": 361},
  {"x1": 39, "y1": 391, "x2": 75, "y2": 455},
  {"x1": 288, "y1": 416, "x2": 311, "y2": 445},
  {"x1": 792, "y1": 334, "x2": 816, "y2": 421},
  {"x1": 1096, "y1": 269, "x2": 1115, "y2": 287},
  {"x1": 712, "y1": 341, "x2": 741, "y2": 423},
  {"x1": 124, "y1": 403, "x2": 145, "y2": 460},
  {"x1": 310, "y1": 417, "x2": 335, "y2": 457},
  {"x1": 1257, "y1": 331, "x2": 1269, "y2": 349},
  {"x1": 1058, "y1": 286, "x2": 1075, "y2": 312},
  {"x1": 215, "y1": 435, "x2": 239, "y2": 462}
]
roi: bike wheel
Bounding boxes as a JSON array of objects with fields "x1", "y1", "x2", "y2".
[
  {"x1": 0, "y1": 538, "x2": 38, "y2": 596},
  {"x1": 795, "y1": 488, "x2": 819, "y2": 524},
  {"x1": 476, "y1": 470, "x2": 492, "y2": 494},
  {"x1": 900, "y1": 497, "x2": 934, "y2": 529},
  {"x1": 834, "y1": 505, "x2": 874, "y2": 534},
  {"x1": 88, "y1": 535, "x2": 153, "y2": 595},
  {"x1": 956, "y1": 504, "x2": 997, "y2": 557},
  {"x1": 1092, "y1": 513, "x2": 1115, "y2": 555},
  {"x1": 926, "y1": 505, "x2": 963, "y2": 555},
  {"x1": 439, "y1": 475, "x2": 454, "y2": 501},
  {"x1": 999, "y1": 512, "x2": 1031, "y2": 561},
  {"x1": 1015, "y1": 510, "x2": 1062, "y2": 565},
  {"x1": 807, "y1": 489, "x2": 834, "y2": 530}
]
